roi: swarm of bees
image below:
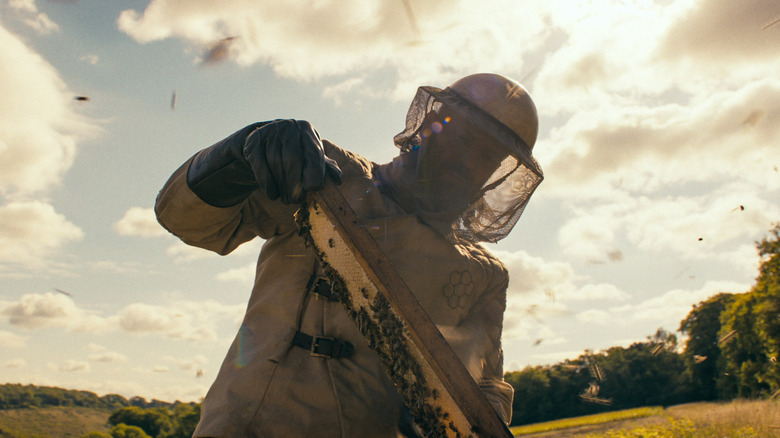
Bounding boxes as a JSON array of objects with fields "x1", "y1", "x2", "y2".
[{"x1": 578, "y1": 359, "x2": 612, "y2": 406}]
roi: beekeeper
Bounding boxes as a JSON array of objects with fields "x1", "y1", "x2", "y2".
[{"x1": 155, "y1": 73, "x2": 543, "y2": 437}]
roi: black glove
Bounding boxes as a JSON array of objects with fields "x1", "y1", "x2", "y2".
[{"x1": 187, "y1": 120, "x2": 342, "y2": 207}]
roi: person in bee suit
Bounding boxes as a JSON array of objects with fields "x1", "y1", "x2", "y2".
[{"x1": 155, "y1": 73, "x2": 543, "y2": 437}]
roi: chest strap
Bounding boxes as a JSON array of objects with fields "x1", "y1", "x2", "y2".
[{"x1": 291, "y1": 330, "x2": 355, "y2": 359}]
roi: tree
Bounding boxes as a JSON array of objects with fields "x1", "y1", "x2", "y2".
[
  {"x1": 82, "y1": 433, "x2": 111, "y2": 438},
  {"x1": 109, "y1": 406, "x2": 173, "y2": 438},
  {"x1": 718, "y1": 290, "x2": 769, "y2": 398},
  {"x1": 505, "y1": 365, "x2": 554, "y2": 425},
  {"x1": 168, "y1": 403, "x2": 201, "y2": 438},
  {"x1": 110, "y1": 424, "x2": 151, "y2": 438},
  {"x1": 679, "y1": 293, "x2": 735, "y2": 400},
  {"x1": 597, "y1": 331, "x2": 690, "y2": 409},
  {"x1": 753, "y1": 224, "x2": 780, "y2": 392}
]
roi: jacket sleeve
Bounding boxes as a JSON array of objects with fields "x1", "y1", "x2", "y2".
[
  {"x1": 443, "y1": 261, "x2": 514, "y2": 425},
  {"x1": 155, "y1": 158, "x2": 299, "y2": 255}
]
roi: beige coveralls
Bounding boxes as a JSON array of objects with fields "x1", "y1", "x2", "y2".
[{"x1": 155, "y1": 140, "x2": 514, "y2": 437}]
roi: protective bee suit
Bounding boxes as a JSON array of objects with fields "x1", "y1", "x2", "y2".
[{"x1": 155, "y1": 73, "x2": 542, "y2": 437}]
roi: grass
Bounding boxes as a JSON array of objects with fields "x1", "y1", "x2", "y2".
[
  {"x1": 510, "y1": 407, "x2": 664, "y2": 436},
  {"x1": 511, "y1": 399, "x2": 780, "y2": 438},
  {"x1": 0, "y1": 406, "x2": 111, "y2": 438}
]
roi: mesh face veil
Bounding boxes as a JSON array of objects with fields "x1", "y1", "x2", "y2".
[{"x1": 392, "y1": 80, "x2": 544, "y2": 243}]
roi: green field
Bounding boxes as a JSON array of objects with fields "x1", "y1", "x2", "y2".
[
  {"x1": 0, "y1": 406, "x2": 111, "y2": 438},
  {"x1": 511, "y1": 399, "x2": 780, "y2": 437}
]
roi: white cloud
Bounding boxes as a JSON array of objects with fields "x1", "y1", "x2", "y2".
[
  {"x1": 6, "y1": 0, "x2": 59, "y2": 34},
  {"x1": 83, "y1": 343, "x2": 107, "y2": 353},
  {"x1": 616, "y1": 280, "x2": 748, "y2": 329},
  {"x1": 117, "y1": 0, "x2": 551, "y2": 99},
  {"x1": 0, "y1": 23, "x2": 93, "y2": 197},
  {"x1": 0, "y1": 330, "x2": 27, "y2": 348},
  {"x1": 558, "y1": 209, "x2": 623, "y2": 263},
  {"x1": 493, "y1": 249, "x2": 633, "y2": 339},
  {"x1": 563, "y1": 283, "x2": 630, "y2": 302},
  {"x1": 493, "y1": 249, "x2": 579, "y2": 298},
  {"x1": 114, "y1": 207, "x2": 168, "y2": 237},
  {"x1": 8, "y1": 0, "x2": 37, "y2": 13},
  {"x1": 1, "y1": 292, "x2": 85, "y2": 329},
  {"x1": 0, "y1": 293, "x2": 243, "y2": 342},
  {"x1": 657, "y1": 0, "x2": 780, "y2": 67},
  {"x1": 0, "y1": 201, "x2": 83, "y2": 264},
  {"x1": 556, "y1": 188, "x2": 780, "y2": 265},
  {"x1": 4, "y1": 358, "x2": 27, "y2": 368},
  {"x1": 112, "y1": 299, "x2": 243, "y2": 342},
  {"x1": 166, "y1": 241, "x2": 218, "y2": 262},
  {"x1": 576, "y1": 309, "x2": 610, "y2": 324},
  {"x1": 79, "y1": 54, "x2": 99, "y2": 65},
  {"x1": 23, "y1": 11, "x2": 59, "y2": 34},
  {"x1": 60, "y1": 359, "x2": 90, "y2": 372},
  {"x1": 163, "y1": 354, "x2": 207, "y2": 372},
  {"x1": 88, "y1": 352, "x2": 128, "y2": 363},
  {"x1": 215, "y1": 263, "x2": 255, "y2": 284}
]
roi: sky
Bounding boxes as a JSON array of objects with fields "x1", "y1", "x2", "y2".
[{"x1": 0, "y1": 0, "x2": 779, "y2": 403}]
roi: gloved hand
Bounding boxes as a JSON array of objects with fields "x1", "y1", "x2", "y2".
[{"x1": 187, "y1": 120, "x2": 342, "y2": 207}]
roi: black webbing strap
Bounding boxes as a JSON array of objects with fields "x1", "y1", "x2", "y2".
[
  {"x1": 307, "y1": 276, "x2": 335, "y2": 300},
  {"x1": 291, "y1": 330, "x2": 355, "y2": 359}
]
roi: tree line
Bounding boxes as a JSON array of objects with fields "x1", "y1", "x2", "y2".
[
  {"x1": 506, "y1": 224, "x2": 780, "y2": 425},
  {"x1": 0, "y1": 383, "x2": 184, "y2": 411}
]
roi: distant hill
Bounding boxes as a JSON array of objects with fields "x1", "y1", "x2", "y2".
[
  {"x1": 0, "y1": 384, "x2": 200, "y2": 438},
  {"x1": 0, "y1": 406, "x2": 111, "y2": 438},
  {"x1": 0, "y1": 383, "x2": 187, "y2": 411}
]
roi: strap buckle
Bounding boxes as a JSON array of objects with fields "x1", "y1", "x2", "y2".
[
  {"x1": 307, "y1": 276, "x2": 333, "y2": 300},
  {"x1": 310, "y1": 335, "x2": 337, "y2": 358},
  {"x1": 291, "y1": 330, "x2": 354, "y2": 359}
]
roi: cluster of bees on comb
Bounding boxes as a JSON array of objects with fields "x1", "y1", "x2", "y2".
[{"x1": 295, "y1": 203, "x2": 467, "y2": 438}]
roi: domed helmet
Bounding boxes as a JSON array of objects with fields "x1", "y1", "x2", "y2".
[{"x1": 393, "y1": 73, "x2": 543, "y2": 243}]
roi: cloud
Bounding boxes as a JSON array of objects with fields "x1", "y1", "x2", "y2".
[
  {"x1": 115, "y1": 303, "x2": 208, "y2": 340},
  {"x1": 6, "y1": 0, "x2": 59, "y2": 34},
  {"x1": 7, "y1": 0, "x2": 37, "y2": 13},
  {"x1": 615, "y1": 280, "x2": 748, "y2": 329},
  {"x1": 215, "y1": 263, "x2": 255, "y2": 284},
  {"x1": 83, "y1": 343, "x2": 107, "y2": 353},
  {"x1": 657, "y1": 0, "x2": 780, "y2": 66},
  {"x1": 88, "y1": 352, "x2": 128, "y2": 363},
  {"x1": 540, "y1": 79, "x2": 780, "y2": 198},
  {"x1": 576, "y1": 309, "x2": 610, "y2": 324},
  {"x1": 79, "y1": 54, "x2": 99, "y2": 65},
  {"x1": 0, "y1": 201, "x2": 84, "y2": 264},
  {"x1": 557, "y1": 188, "x2": 780, "y2": 264},
  {"x1": 60, "y1": 359, "x2": 90, "y2": 372},
  {"x1": 117, "y1": 0, "x2": 551, "y2": 99},
  {"x1": 114, "y1": 207, "x2": 168, "y2": 237},
  {"x1": 0, "y1": 21, "x2": 97, "y2": 271},
  {"x1": 529, "y1": 1, "x2": 780, "y2": 208},
  {"x1": 0, "y1": 330, "x2": 27, "y2": 348},
  {"x1": 0, "y1": 293, "x2": 243, "y2": 342},
  {"x1": 112, "y1": 300, "x2": 243, "y2": 342},
  {"x1": 0, "y1": 23, "x2": 94, "y2": 197},
  {"x1": 4, "y1": 358, "x2": 27, "y2": 368},
  {"x1": 165, "y1": 241, "x2": 218, "y2": 262},
  {"x1": 1, "y1": 292, "x2": 85, "y2": 329},
  {"x1": 163, "y1": 354, "x2": 207, "y2": 372},
  {"x1": 493, "y1": 249, "x2": 579, "y2": 298}
]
